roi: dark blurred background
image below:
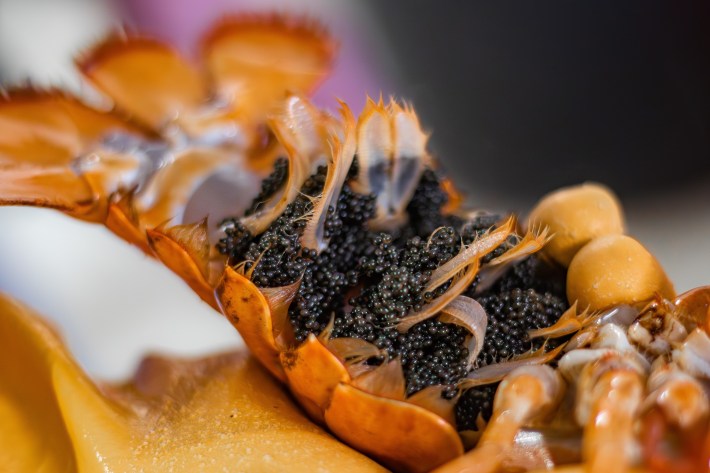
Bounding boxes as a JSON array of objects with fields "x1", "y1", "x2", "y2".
[
  {"x1": 0, "y1": 0, "x2": 708, "y2": 379},
  {"x1": 371, "y1": 0, "x2": 710, "y2": 208}
]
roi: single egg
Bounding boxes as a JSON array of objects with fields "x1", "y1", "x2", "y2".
[
  {"x1": 567, "y1": 234, "x2": 675, "y2": 311},
  {"x1": 528, "y1": 183, "x2": 625, "y2": 267}
]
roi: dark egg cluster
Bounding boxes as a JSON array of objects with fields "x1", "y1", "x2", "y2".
[
  {"x1": 456, "y1": 258, "x2": 568, "y2": 430},
  {"x1": 218, "y1": 156, "x2": 569, "y2": 432},
  {"x1": 404, "y1": 168, "x2": 458, "y2": 237},
  {"x1": 218, "y1": 165, "x2": 327, "y2": 288},
  {"x1": 288, "y1": 183, "x2": 377, "y2": 340},
  {"x1": 245, "y1": 157, "x2": 289, "y2": 216},
  {"x1": 332, "y1": 227, "x2": 471, "y2": 395}
]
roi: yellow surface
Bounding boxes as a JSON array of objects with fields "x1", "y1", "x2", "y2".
[{"x1": 0, "y1": 293, "x2": 386, "y2": 472}]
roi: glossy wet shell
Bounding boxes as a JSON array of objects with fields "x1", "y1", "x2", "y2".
[
  {"x1": 215, "y1": 279, "x2": 465, "y2": 471},
  {"x1": 281, "y1": 334, "x2": 350, "y2": 423},
  {"x1": 326, "y1": 384, "x2": 463, "y2": 472},
  {"x1": 216, "y1": 266, "x2": 287, "y2": 381}
]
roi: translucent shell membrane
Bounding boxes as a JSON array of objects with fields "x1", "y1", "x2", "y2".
[
  {"x1": 301, "y1": 102, "x2": 357, "y2": 252},
  {"x1": 353, "y1": 96, "x2": 432, "y2": 230},
  {"x1": 242, "y1": 94, "x2": 336, "y2": 235},
  {"x1": 0, "y1": 14, "x2": 336, "y2": 280}
]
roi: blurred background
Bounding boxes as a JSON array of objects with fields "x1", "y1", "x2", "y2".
[{"x1": 0, "y1": 0, "x2": 708, "y2": 380}]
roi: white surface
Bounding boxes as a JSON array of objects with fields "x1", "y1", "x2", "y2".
[
  {"x1": 625, "y1": 178, "x2": 710, "y2": 294},
  {"x1": 0, "y1": 0, "x2": 113, "y2": 92},
  {"x1": 0, "y1": 207, "x2": 242, "y2": 380}
]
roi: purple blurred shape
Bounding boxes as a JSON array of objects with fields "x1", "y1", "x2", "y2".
[{"x1": 121, "y1": 0, "x2": 391, "y2": 112}]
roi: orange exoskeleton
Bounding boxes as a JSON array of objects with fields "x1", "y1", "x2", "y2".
[{"x1": 2, "y1": 12, "x2": 709, "y2": 473}]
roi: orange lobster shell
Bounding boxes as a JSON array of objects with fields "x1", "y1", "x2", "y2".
[
  {"x1": 3, "y1": 12, "x2": 706, "y2": 472},
  {"x1": 0, "y1": 15, "x2": 466, "y2": 472}
]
